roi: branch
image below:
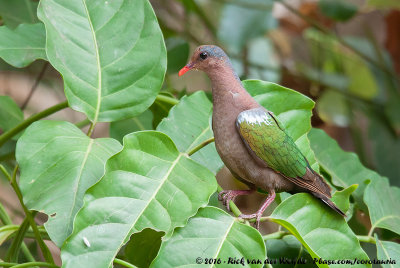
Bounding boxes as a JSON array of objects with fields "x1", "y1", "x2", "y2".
[
  {"x1": 0, "y1": 101, "x2": 69, "y2": 147},
  {"x1": 0, "y1": 262, "x2": 59, "y2": 268},
  {"x1": 21, "y1": 62, "x2": 49, "y2": 110}
]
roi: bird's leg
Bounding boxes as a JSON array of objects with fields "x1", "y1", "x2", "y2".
[
  {"x1": 239, "y1": 189, "x2": 276, "y2": 229},
  {"x1": 218, "y1": 189, "x2": 255, "y2": 211}
]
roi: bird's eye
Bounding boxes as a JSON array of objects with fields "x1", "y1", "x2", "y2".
[{"x1": 199, "y1": 52, "x2": 208, "y2": 60}]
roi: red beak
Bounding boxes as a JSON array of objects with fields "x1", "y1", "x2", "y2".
[{"x1": 178, "y1": 63, "x2": 193, "y2": 76}]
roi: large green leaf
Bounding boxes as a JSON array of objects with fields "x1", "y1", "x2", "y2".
[
  {"x1": 38, "y1": 0, "x2": 166, "y2": 123},
  {"x1": 0, "y1": 96, "x2": 24, "y2": 135},
  {"x1": 364, "y1": 178, "x2": 400, "y2": 236},
  {"x1": 0, "y1": 24, "x2": 46, "y2": 68},
  {"x1": 270, "y1": 193, "x2": 370, "y2": 268},
  {"x1": 244, "y1": 80, "x2": 318, "y2": 171},
  {"x1": 0, "y1": 0, "x2": 39, "y2": 28},
  {"x1": 375, "y1": 235, "x2": 400, "y2": 268},
  {"x1": 61, "y1": 131, "x2": 216, "y2": 268},
  {"x1": 16, "y1": 121, "x2": 121, "y2": 246},
  {"x1": 157, "y1": 91, "x2": 223, "y2": 174},
  {"x1": 151, "y1": 206, "x2": 265, "y2": 268},
  {"x1": 308, "y1": 128, "x2": 380, "y2": 208}
]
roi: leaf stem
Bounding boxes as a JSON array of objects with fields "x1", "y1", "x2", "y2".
[
  {"x1": 86, "y1": 122, "x2": 96, "y2": 137},
  {"x1": 75, "y1": 118, "x2": 91, "y2": 129},
  {"x1": 9, "y1": 165, "x2": 54, "y2": 264},
  {"x1": 113, "y1": 258, "x2": 138, "y2": 268},
  {"x1": 155, "y1": 94, "x2": 179, "y2": 106},
  {"x1": 357, "y1": 235, "x2": 376, "y2": 244},
  {"x1": 0, "y1": 262, "x2": 59, "y2": 268},
  {"x1": 0, "y1": 101, "x2": 69, "y2": 147},
  {"x1": 262, "y1": 231, "x2": 290, "y2": 241},
  {"x1": 187, "y1": 137, "x2": 215, "y2": 156}
]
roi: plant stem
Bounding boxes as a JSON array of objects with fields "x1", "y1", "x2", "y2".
[
  {"x1": 10, "y1": 165, "x2": 54, "y2": 264},
  {"x1": 262, "y1": 231, "x2": 289, "y2": 241},
  {"x1": 113, "y1": 258, "x2": 138, "y2": 268},
  {"x1": 357, "y1": 235, "x2": 376, "y2": 244},
  {"x1": 75, "y1": 118, "x2": 91, "y2": 129},
  {"x1": 0, "y1": 101, "x2": 69, "y2": 147},
  {"x1": 155, "y1": 94, "x2": 179, "y2": 106},
  {"x1": 0, "y1": 262, "x2": 59, "y2": 268},
  {"x1": 21, "y1": 62, "x2": 49, "y2": 110},
  {"x1": 187, "y1": 137, "x2": 215, "y2": 156},
  {"x1": 6, "y1": 217, "x2": 31, "y2": 262},
  {"x1": 86, "y1": 122, "x2": 96, "y2": 137}
]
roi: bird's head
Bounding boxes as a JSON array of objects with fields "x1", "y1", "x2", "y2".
[{"x1": 178, "y1": 45, "x2": 229, "y2": 76}]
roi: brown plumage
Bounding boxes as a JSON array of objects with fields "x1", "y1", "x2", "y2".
[{"x1": 179, "y1": 45, "x2": 345, "y2": 228}]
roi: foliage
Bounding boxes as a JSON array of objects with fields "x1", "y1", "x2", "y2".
[{"x1": 0, "y1": 0, "x2": 399, "y2": 268}]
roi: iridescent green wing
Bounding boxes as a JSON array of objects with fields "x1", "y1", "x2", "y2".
[{"x1": 236, "y1": 107, "x2": 308, "y2": 178}]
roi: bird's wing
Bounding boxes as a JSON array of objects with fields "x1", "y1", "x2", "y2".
[{"x1": 236, "y1": 107, "x2": 309, "y2": 179}]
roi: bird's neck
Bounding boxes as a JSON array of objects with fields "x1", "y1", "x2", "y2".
[{"x1": 206, "y1": 64, "x2": 257, "y2": 110}]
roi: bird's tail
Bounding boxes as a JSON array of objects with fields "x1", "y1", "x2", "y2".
[{"x1": 313, "y1": 192, "x2": 346, "y2": 217}]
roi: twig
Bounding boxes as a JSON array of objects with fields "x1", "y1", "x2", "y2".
[
  {"x1": 9, "y1": 165, "x2": 54, "y2": 264},
  {"x1": 187, "y1": 137, "x2": 215, "y2": 156},
  {"x1": 262, "y1": 230, "x2": 289, "y2": 240},
  {"x1": 0, "y1": 262, "x2": 59, "y2": 268},
  {"x1": 21, "y1": 62, "x2": 49, "y2": 110},
  {"x1": 0, "y1": 101, "x2": 69, "y2": 147}
]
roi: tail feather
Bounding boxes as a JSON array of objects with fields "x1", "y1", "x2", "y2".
[{"x1": 315, "y1": 193, "x2": 346, "y2": 217}]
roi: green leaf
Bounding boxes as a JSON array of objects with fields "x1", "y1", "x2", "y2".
[
  {"x1": 38, "y1": 0, "x2": 167, "y2": 123},
  {"x1": 61, "y1": 131, "x2": 217, "y2": 268},
  {"x1": 316, "y1": 90, "x2": 350, "y2": 127},
  {"x1": 308, "y1": 128, "x2": 380, "y2": 208},
  {"x1": 150, "y1": 94, "x2": 175, "y2": 128},
  {"x1": 319, "y1": 0, "x2": 357, "y2": 22},
  {"x1": 157, "y1": 91, "x2": 223, "y2": 174},
  {"x1": 375, "y1": 235, "x2": 400, "y2": 268},
  {"x1": 0, "y1": 24, "x2": 46, "y2": 68},
  {"x1": 218, "y1": 0, "x2": 276, "y2": 54},
  {"x1": 125, "y1": 228, "x2": 164, "y2": 268},
  {"x1": 16, "y1": 121, "x2": 121, "y2": 246},
  {"x1": 109, "y1": 109, "x2": 154, "y2": 143},
  {"x1": 0, "y1": 96, "x2": 24, "y2": 136},
  {"x1": 244, "y1": 80, "x2": 319, "y2": 171},
  {"x1": 166, "y1": 37, "x2": 189, "y2": 74},
  {"x1": 265, "y1": 235, "x2": 316, "y2": 268},
  {"x1": 0, "y1": 0, "x2": 39, "y2": 28},
  {"x1": 151, "y1": 206, "x2": 265, "y2": 268},
  {"x1": 331, "y1": 184, "x2": 358, "y2": 215},
  {"x1": 364, "y1": 177, "x2": 400, "y2": 236},
  {"x1": 270, "y1": 193, "x2": 370, "y2": 268}
]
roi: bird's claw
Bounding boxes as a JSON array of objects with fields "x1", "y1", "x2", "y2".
[{"x1": 218, "y1": 190, "x2": 235, "y2": 211}]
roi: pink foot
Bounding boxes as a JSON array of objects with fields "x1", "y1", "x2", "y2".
[
  {"x1": 218, "y1": 189, "x2": 254, "y2": 211},
  {"x1": 239, "y1": 190, "x2": 276, "y2": 229}
]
